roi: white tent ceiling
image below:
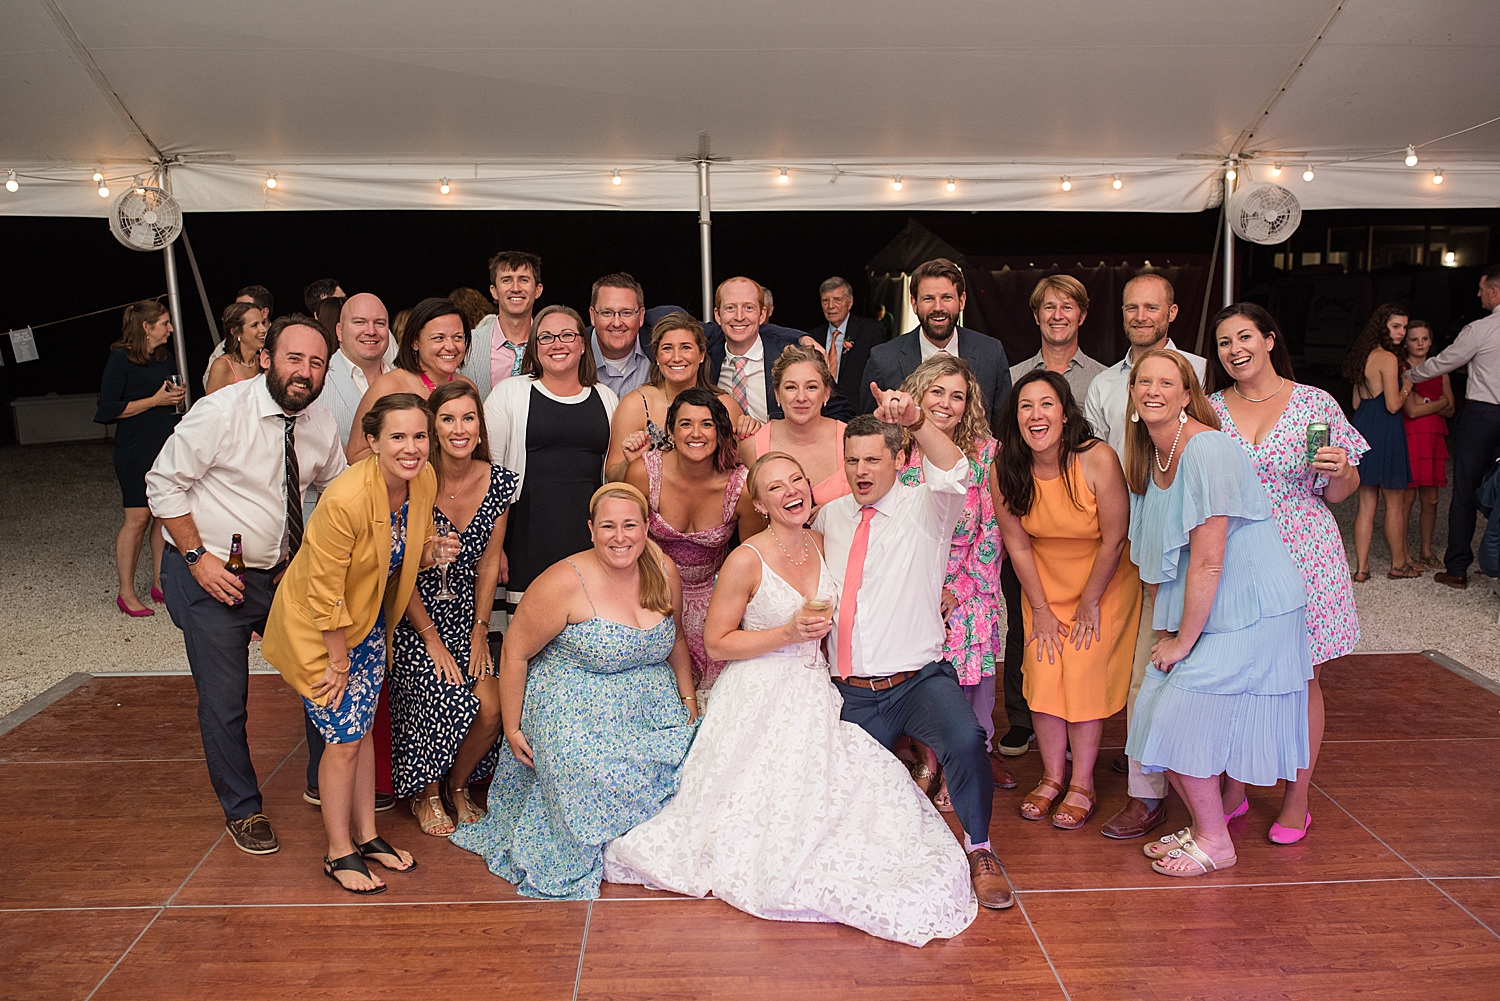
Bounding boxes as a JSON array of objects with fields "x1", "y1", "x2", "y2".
[{"x1": 3, "y1": 0, "x2": 1498, "y2": 215}]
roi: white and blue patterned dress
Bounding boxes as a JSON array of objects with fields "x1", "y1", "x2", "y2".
[
  {"x1": 449, "y1": 561, "x2": 698, "y2": 899},
  {"x1": 303, "y1": 501, "x2": 407, "y2": 744}
]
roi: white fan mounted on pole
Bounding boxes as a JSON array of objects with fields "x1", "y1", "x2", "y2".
[
  {"x1": 107, "y1": 185, "x2": 183, "y2": 251},
  {"x1": 1226, "y1": 181, "x2": 1301, "y2": 245}
]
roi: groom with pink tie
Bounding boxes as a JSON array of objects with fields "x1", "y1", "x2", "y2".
[{"x1": 814, "y1": 386, "x2": 1012, "y2": 911}]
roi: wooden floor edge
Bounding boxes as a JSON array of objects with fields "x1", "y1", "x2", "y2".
[
  {"x1": 0, "y1": 672, "x2": 92, "y2": 739},
  {"x1": 1421, "y1": 650, "x2": 1500, "y2": 699}
]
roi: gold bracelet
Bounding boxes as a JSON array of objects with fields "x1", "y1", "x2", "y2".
[
  {"x1": 331, "y1": 662, "x2": 350, "y2": 675},
  {"x1": 417, "y1": 623, "x2": 436, "y2": 635}
]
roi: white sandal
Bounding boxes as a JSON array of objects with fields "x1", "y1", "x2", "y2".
[{"x1": 1150, "y1": 837, "x2": 1236, "y2": 878}]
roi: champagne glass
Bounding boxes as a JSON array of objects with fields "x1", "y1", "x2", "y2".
[
  {"x1": 433, "y1": 514, "x2": 458, "y2": 601},
  {"x1": 801, "y1": 594, "x2": 833, "y2": 669},
  {"x1": 168, "y1": 373, "x2": 187, "y2": 414}
]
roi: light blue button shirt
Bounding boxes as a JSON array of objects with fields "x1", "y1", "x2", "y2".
[{"x1": 591, "y1": 334, "x2": 653, "y2": 399}]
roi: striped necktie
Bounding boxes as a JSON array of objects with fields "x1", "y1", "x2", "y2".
[
  {"x1": 727, "y1": 354, "x2": 752, "y2": 412},
  {"x1": 279, "y1": 415, "x2": 303, "y2": 560}
]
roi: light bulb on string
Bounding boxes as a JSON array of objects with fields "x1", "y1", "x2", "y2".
[
  {"x1": 945, "y1": 176, "x2": 956, "y2": 192},
  {"x1": 1224, "y1": 163, "x2": 1237, "y2": 181},
  {"x1": 92, "y1": 169, "x2": 103, "y2": 183},
  {"x1": 1432, "y1": 168, "x2": 1444, "y2": 184},
  {"x1": 1060, "y1": 175, "x2": 1072, "y2": 191},
  {"x1": 1405, "y1": 145, "x2": 1419, "y2": 167},
  {"x1": 439, "y1": 177, "x2": 451, "y2": 195},
  {"x1": 1270, "y1": 161, "x2": 1283, "y2": 176},
  {"x1": 1111, "y1": 173, "x2": 1123, "y2": 190},
  {"x1": 97, "y1": 181, "x2": 110, "y2": 197},
  {"x1": 265, "y1": 173, "x2": 278, "y2": 189},
  {"x1": 892, "y1": 175, "x2": 903, "y2": 191},
  {"x1": 5, "y1": 171, "x2": 17, "y2": 193},
  {"x1": 611, "y1": 169, "x2": 622, "y2": 186},
  {"x1": 778, "y1": 168, "x2": 789, "y2": 184},
  {"x1": 1302, "y1": 166, "x2": 1315, "y2": 182}
]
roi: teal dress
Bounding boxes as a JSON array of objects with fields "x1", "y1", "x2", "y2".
[
  {"x1": 449, "y1": 563, "x2": 698, "y2": 899},
  {"x1": 1124, "y1": 432, "x2": 1312, "y2": 786}
]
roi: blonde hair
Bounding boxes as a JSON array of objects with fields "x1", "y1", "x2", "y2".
[
  {"x1": 770, "y1": 343, "x2": 834, "y2": 398},
  {"x1": 746, "y1": 451, "x2": 811, "y2": 507},
  {"x1": 1028, "y1": 274, "x2": 1090, "y2": 314},
  {"x1": 897, "y1": 354, "x2": 989, "y2": 459},
  {"x1": 588, "y1": 484, "x2": 673, "y2": 615},
  {"x1": 1122, "y1": 349, "x2": 1221, "y2": 495}
]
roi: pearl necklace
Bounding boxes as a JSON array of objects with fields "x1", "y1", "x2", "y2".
[
  {"x1": 768, "y1": 526, "x2": 810, "y2": 566},
  {"x1": 1154, "y1": 417, "x2": 1186, "y2": 473},
  {"x1": 1233, "y1": 377, "x2": 1286, "y2": 404}
]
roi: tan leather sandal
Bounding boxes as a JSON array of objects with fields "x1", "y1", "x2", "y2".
[
  {"x1": 412, "y1": 793, "x2": 455, "y2": 836},
  {"x1": 449, "y1": 785, "x2": 485, "y2": 825},
  {"x1": 1020, "y1": 777, "x2": 1064, "y2": 821},
  {"x1": 1051, "y1": 785, "x2": 1097, "y2": 830}
]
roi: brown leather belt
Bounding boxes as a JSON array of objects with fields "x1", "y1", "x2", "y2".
[{"x1": 837, "y1": 670, "x2": 916, "y2": 691}]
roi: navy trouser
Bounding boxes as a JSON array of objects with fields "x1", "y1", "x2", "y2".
[
  {"x1": 161, "y1": 550, "x2": 275, "y2": 822},
  {"x1": 836, "y1": 660, "x2": 994, "y2": 845},
  {"x1": 999, "y1": 558, "x2": 1032, "y2": 731},
  {"x1": 1445, "y1": 401, "x2": 1500, "y2": 578}
]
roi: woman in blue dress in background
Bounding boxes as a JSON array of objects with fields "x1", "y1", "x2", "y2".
[
  {"x1": 391, "y1": 382, "x2": 519, "y2": 836},
  {"x1": 1121, "y1": 350, "x2": 1311, "y2": 879},
  {"x1": 449, "y1": 482, "x2": 699, "y2": 899},
  {"x1": 1343, "y1": 304, "x2": 1416, "y2": 580}
]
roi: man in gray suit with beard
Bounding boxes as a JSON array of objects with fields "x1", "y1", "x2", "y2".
[{"x1": 860, "y1": 258, "x2": 1011, "y2": 435}]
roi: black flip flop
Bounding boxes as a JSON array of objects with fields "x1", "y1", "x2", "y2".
[
  {"x1": 356, "y1": 835, "x2": 418, "y2": 873},
  {"x1": 324, "y1": 852, "x2": 386, "y2": 895}
]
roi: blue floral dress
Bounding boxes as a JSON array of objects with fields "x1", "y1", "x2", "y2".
[
  {"x1": 303, "y1": 501, "x2": 406, "y2": 744},
  {"x1": 390, "y1": 464, "x2": 519, "y2": 797},
  {"x1": 448, "y1": 561, "x2": 698, "y2": 899}
]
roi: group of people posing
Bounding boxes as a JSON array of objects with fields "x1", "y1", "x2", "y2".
[{"x1": 109, "y1": 251, "x2": 1500, "y2": 947}]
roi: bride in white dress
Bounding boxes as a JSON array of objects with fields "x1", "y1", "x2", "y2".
[{"x1": 603, "y1": 452, "x2": 977, "y2": 946}]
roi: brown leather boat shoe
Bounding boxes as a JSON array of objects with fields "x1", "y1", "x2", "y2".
[
  {"x1": 967, "y1": 849, "x2": 1014, "y2": 910},
  {"x1": 1100, "y1": 797, "x2": 1167, "y2": 840},
  {"x1": 989, "y1": 751, "x2": 1019, "y2": 789}
]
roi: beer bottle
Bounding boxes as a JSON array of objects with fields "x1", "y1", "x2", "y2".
[{"x1": 226, "y1": 534, "x2": 247, "y2": 607}]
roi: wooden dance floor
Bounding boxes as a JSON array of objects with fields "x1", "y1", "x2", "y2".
[{"x1": 4, "y1": 651, "x2": 1499, "y2": 999}]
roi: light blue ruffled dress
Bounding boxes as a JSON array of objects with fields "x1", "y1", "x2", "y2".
[{"x1": 1124, "y1": 432, "x2": 1312, "y2": 785}]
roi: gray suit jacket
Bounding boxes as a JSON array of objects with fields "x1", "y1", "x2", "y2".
[
  {"x1": 459, "y1": 314, "x2": 497, "y2": 401},
  {"x1": 860, "y1": 327, "x2": 1012, "y2": 435}
]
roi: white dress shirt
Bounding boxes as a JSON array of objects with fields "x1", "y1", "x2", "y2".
[
  {"x1": 1407, "y1": 305, "x2": 1500, "y2": 405},
  {"x1": 919, "y1": 329, "x2": 959, "y2": 362},
  {"x1": 1083, "y1": 338, "x2": 1207, "y2": 456},
  {"x1": 146, "y1": 376, "x2": 347, "y2": 567},
  {"x1": 718, "y1": 335, "x2": 768, "y2": 422},
  {"x1": 814, "y1": 455, "x2": 971, "y2": 678},
  {"x1": 320, "y1": 349, "x2": 384, "y2": 447}
]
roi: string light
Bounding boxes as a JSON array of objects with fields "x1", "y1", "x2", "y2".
[
  {"x1": 1224, "y1": 162, "x2": 1237, "y2": 181},
  {"x1": 1060, "y1": 176, "x2": 1072, "y2": 191},
  {"x1": 611, "y1": 169, "x2": 622, "y2": 186},
  {"x1": 5, "y1": 170, "x2": 17, "y2": 193},
  {"x1": 1405, "y1": 145, "x2": 1419, "y2": 167},
  {"x1": 439, "y1": 177, "x2": 451, "y2": 195},
  {"x1": 92, "y1": 169, "x2": 103, "y2": 183},
  {"x1": 892, "y1": 175, "x2": 903, "y2": 191},
  {"x1": 1432, "y1": 168, "x2": 1444, "y2": 184},
  {"x1": 1111, "y1": 173, "x2": 1123, "y2": 190},
  {"x1": 265, "y1": 173, "x2": 278, "y2": 189},
  {"x1": 97, "y1": 179, "x2": 109, "y2": 197},
  {"x1": 945, "y1": 176, "x2": 956, "y2": 192},
  {"x1": 778, "y1": 167, "x2": 789, "y2": 184},
  {"x1": 1302, "y1": 166, "x2": 1315, "y2": 182},
  {"x1": 1270, "y1": 161, "x2": 1283, "y2": 176}
]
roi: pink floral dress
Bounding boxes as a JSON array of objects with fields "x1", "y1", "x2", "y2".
[
  {"x1": 899, "y1": 438, "x2": 1003, "y2": 686},
  {"x1": 1209, "y1": 384, "x2": 1368, "y2": 665}
]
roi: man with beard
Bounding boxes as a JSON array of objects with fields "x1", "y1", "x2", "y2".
[
  {"x1": 860, "y1": 259, "x2": 1010, "y2": 433},
  {"x1": 1081, "y1": 273, "x2": 1207, "y2": 842},
  {"x1": 148, "y1": 315, "x2": 347, "y2": 855}
]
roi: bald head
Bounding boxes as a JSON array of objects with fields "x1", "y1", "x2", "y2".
[{"x1": 337, "y1": 293, "x2": 390, "y2": 366}]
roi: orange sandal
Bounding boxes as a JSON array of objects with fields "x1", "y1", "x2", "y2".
[
  {"x1": 1020, "y1": 777, "x2": 1064, "y2": 821},
  {"x1": 1051, "y1": 786, "x2": 1096, "y2": 830}
]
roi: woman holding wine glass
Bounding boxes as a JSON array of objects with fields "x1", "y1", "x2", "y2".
[
  {"x1": 348, "y1": 297, "x2": 474, "y2": 461},
  {"x1": 389, "y1": 382, "x2": 519, "y2": 836}
]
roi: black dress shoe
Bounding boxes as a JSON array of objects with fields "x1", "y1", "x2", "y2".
[
  {"x1": 997, "y1": 726, "x2": 1034, "y2": 757},
  {"x1": 375, "y1": 792, "x2": 396, "y2": 812},
  {"x1": 1111, "y1": 752, "x2": 1129, "y2": 774}
]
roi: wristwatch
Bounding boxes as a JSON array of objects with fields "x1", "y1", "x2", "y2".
[{"x1": 183, "y1": 545, "x2": 208, "y2": 565}]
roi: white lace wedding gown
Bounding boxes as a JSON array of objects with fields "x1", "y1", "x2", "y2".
[{"x1": 602, "y1": 550, "x2": 977, "y2": 946}]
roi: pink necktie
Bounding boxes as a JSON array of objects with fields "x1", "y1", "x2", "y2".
[{"x1": 836, "y1": 506, "x2": 877, "y2": 680}]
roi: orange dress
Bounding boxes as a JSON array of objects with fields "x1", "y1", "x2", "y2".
[{"x1": 1017, "y1": 461, "x2": 1141, "y2": 722}]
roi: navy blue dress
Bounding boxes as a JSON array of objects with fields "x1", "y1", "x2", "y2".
[
  {"x1": 1352, "y1": 394, "x2": 1411, "y2": 490},
  {"x1": 94, "y1": 347, "x2": 179, "y2": 507}
]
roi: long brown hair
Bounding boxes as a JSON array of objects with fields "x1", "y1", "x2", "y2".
[
  {"x1": 898, "y1": 354, "x2": 989, "y2": 461},
  {"x1": 521, "y1": 304, "x2": 597, "y2": 386},
  {"x1": 112, "y1": 300, "x2": 169, "y2": 365},
  {"x1": 426, "y1": 381, "x2": 492, "y2": 486},
  {"x1": 1204, "y1": 303, "x2": 1296, "y2": 394},
  {"x1": 589, "y1": 484, "x2": 673, "y2": 615},
  {"x1": 220, "y1": 302, "x2": 258, "y2": 360},
  {"x1": 994, "y1": 369, "x2": 1098, "y2": 517},
  {"x1": 647, "y1": 311, "x2": 717, "y2": 392},
  {"x1": 1341, "y1": 303, "x2": 1407, "y2": 386},
  {"x1": 1123, "y1": 349, "x2": 1221, "y2": 495}
]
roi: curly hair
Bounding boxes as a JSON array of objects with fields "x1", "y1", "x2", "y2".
[
  {"x1": 896, "y1": 354, "x2": 989, "y2": 460},
  {"x1": 1341, "y1": 303, "x2": 1407, "y2": 386},
  {"x1": 994, "y1": 369, "x2": 1099, "y2": 517}
]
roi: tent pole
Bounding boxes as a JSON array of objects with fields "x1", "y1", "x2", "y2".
[
  {"x1": 160, "y1": 166, "x2": 194, "y2": 408},
  {"x1": 1195, "y1": 200, "x2": 1224, "y2": 355},
  {"x1": 1221, "y1": 176, "x2": 1236, "y2": 310},
  {"x1": 697, "y1": 158, "x2": 713, "y2": 322},
  {"x1": 180, "y1": 226, "x2": 221, "y2": 346}
]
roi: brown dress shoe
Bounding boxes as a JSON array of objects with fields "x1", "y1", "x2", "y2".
[
  {"x1": 967, "y1": 848, "x2": 1014, "y2": 909},
  {"x1": 1434, "y1": 572, "x2": 1468, "y2": 590},
  {"x1": 989, "y1": 751, "x2": 1019, "y2": 789},
  {"x1": 226, "y1": 812, "x2": 280, "y2": 855},
  {"x1": 1100, "y1": 797, "x2": 1167, "y2": 840}
]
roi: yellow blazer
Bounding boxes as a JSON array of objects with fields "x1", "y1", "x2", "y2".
[{"x1": 263, "y1": 455, "x2": 436, "y2": 704}]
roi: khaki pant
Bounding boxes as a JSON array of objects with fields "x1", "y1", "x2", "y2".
[{"x1": 1126, "y1": 587, "x2": 1169, "y2": 800}]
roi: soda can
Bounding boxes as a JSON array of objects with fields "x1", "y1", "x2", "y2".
[{"x1": 1306, "y1": 422, "x2": 1330, "y2": 464}]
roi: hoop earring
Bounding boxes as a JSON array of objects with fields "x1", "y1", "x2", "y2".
[
  {"x1": 1178, "y1": 410, "x2": 1189, "y2": 425},
  {"x1": 1129, "y1": 410, "x2": 1140, "y2": 423}
]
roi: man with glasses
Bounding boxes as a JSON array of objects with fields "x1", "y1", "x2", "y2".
[
  {"x1": 589, "y1": 273, "x2": 652, "y2": 397},
  {"x1": 461, "y1": 251, "x2": 542, "y2": 399}
]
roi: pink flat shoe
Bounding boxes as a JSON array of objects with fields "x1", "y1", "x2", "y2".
[
  {"x1": 1224, "y1": 798, "x2": 1249, "y2": 824},
  {"x1": 150, "y1": 585, "x2": 166, "y2": 603},
  {"x1": 116, "y1": 596, "x2": 154, "y2": 618},
  {"x1": 1268, "y1": 813, "x2": 1311, "y2": 845}
]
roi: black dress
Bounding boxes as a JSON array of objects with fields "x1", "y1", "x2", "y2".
[
  {"x1": 94, "y1": 347, "x2": 180, "y2": 507},
  {"x1": 504, "y1": 386, "x2": 611, "y2": 597}
]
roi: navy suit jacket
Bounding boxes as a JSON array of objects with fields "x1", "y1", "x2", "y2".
[
  {"x1": 806, "y1": 314, "x2": 886, "y2": 409},
  {"x1": 700, "y1": 321, "x2": 855, "y2": 421},
  {"x1": 860, "y1": 326, "x2": 1012, "y2": 435}
]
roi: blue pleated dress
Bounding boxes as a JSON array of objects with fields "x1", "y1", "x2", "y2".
[{"x1": 1124, "y1": 432, "x2": 1313, "y2": 785}]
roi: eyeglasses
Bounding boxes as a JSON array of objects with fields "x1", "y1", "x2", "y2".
[
  {"x1": 534, "y1": 330, "x2": 581, "y2": 346},
  {"x1": 594, "y1": 308, "x2": 641, "y2": 321}
]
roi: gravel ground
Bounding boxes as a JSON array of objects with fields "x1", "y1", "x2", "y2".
[{"x1": 2, "y1": 442, "x2": 1496, "y2": 717}]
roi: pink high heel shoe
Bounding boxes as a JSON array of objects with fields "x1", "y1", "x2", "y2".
[
  {"x1": 116, "y1": 596, "x2": 154, "y2": 618},
  {"x1": 150, "y1": 585, "x2": 166, "y2": 604},
  {"x1": 1224, "y1": 798, "x2": 1249, "y2": 824},
  {"x1": 1268, "y1": 813, "x2": 1312, "y2": 845}
]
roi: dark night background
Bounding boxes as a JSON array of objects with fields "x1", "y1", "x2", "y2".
[{"x1": 0, "y1": 206, "x2": 1494, "y2": 443}]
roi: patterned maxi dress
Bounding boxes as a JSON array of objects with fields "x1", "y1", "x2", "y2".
[
  {"x1": 1209, "y1": 384, "x2": 1368, "y2": 665},
  {"x1": 898, "y1": 438, "x2": 1004, "y2": 685},
  {"x1": 389, "y1": 464, "x2": 519, "y2": 797},
  {"x1": 643, "y1": 449, "x2": 748, "y2": 692}
]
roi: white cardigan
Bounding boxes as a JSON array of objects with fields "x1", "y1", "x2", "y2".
[{"x1": 483, "y1": 376, "x2": 619, "y2": 499}]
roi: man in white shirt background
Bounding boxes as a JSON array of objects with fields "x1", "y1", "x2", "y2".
[
  {"x1": 589, "y1": 272, "x2": 652, "y2": 398},
  {"x1": 815, "y1": 399, "x2": 1012, "y2": 911},
  {"x1": 321, "y1": 293, "x2": 391, "y2": 448},
  {"x1": 1081, "y1": 273, "x2": 1207, "y2": 842},
  {"x1": 147, "y1": 315, "x2": 347, "y2": 857},
  {"x1": 461, "y1": 251, "x2": 542, "y2": 400}
]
